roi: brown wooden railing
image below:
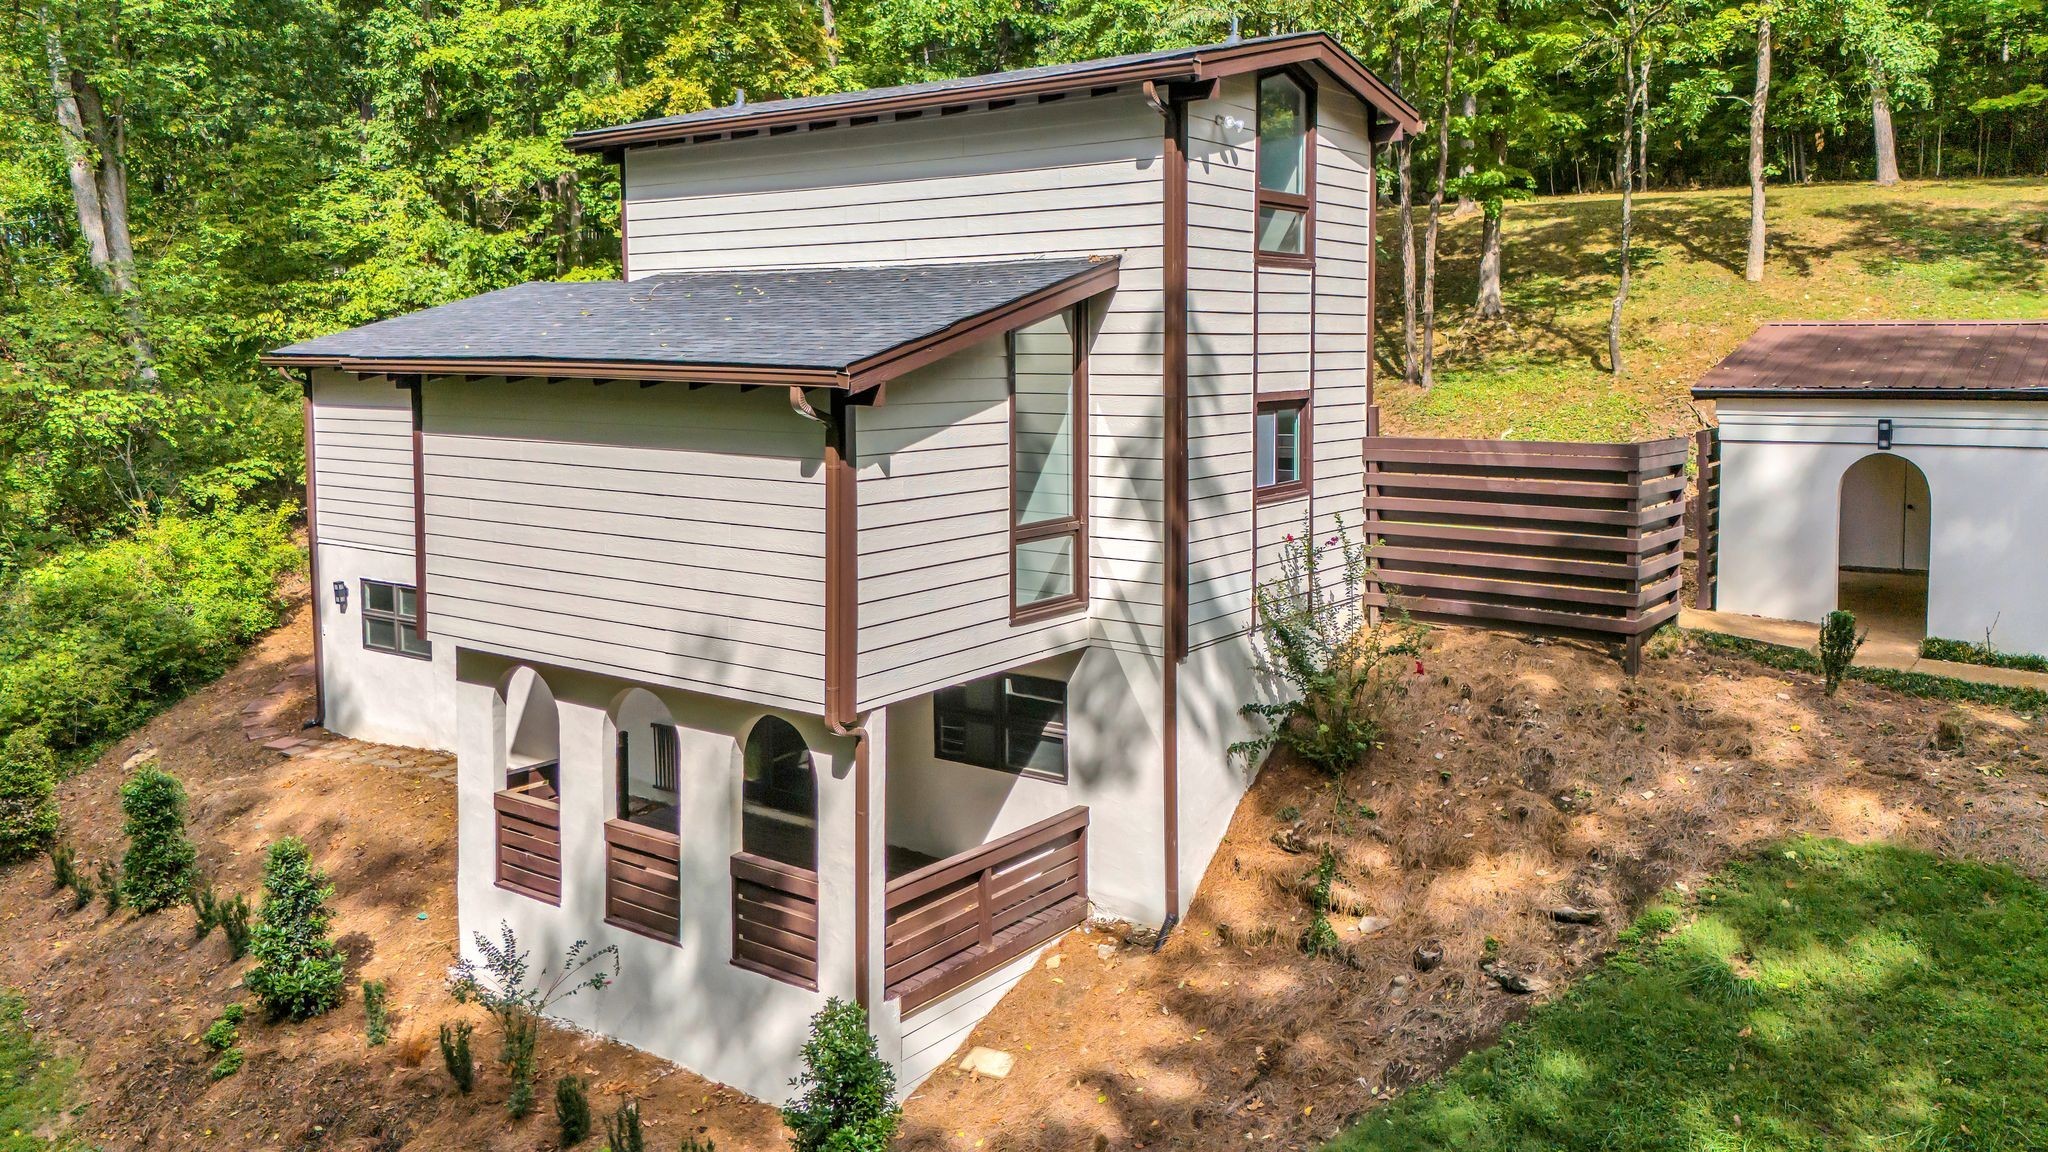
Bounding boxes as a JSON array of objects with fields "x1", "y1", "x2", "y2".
[
  {"x1": 883, "y1": 807, "x2": 1088, "y2": 1013},
  {"x1": 605, "y1": 819, "x2": 681, "y2": 943},
  {"x1": 1361, "y1": 434, "x2": 1689, "y2": 672},
  {"x1": 730, "y1": 852, "x2": 820, "y2": 990},
  {"x1": 1691, "y1": 427, "x2": 1721, "y2": 610},
  {"x1": 495, "y1": 773, "x2": 561, "y2": 906}
]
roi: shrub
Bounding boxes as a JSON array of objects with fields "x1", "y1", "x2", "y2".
[
  {"x1": 602, "y1": 1101, "x2": 644, "y2": 1152},
  {"x1": 95, "y1": 857, "x2": 123, "y2": 913},
  {"x1": 1817, "y1": 610, "x2": 1865, "y2": 696},
  {"x1": 450, "y1": 922, "x2": 618, "y2": 1028},
  {"x1": 782, "y1": 998, "x2": 900, "y2": 1152},
  {"x1": 118, "y1": 763, "x2": 197, "y2": 912},
  {"x1": 1233, "y1": 516, "x2": 1424, "y2": 776},
  {"x1": 1920, "y1": 635, "x2": 2048, "y2": 673},
  {"x1": 49, "y1": 839, "x2": 80, "y2": 894},
  {"x1": 202, "y1": 1005, "x2": 245, "y2": 1081},
  {"x1": 209, "y1": 1047, "x2": 245, "y2": 1081},
  {"x1": 1300, "y1": 845, "x2": 1345, "y2": 960},
  {"x1": 0, "y1": 729, "x2": 59, "y2": 862},
  {"x1": 555, "y1": 1075, "x2": 592, "y2": 1146},
  {"x1": 69, "y1": 863, "x2": 96, "y2": 910},
  {"x1": 217, "y1": 892, "x2": 253, "y2": 959},
  {"x1": 362, "y1": 979, "x2": 390, "y2": 1046},
  {"x1": 439, "y1": 1022, "x2": 475, "y2": 1093},
  {"x1": 503, "y1": 1010, "x2": 539, "y2": 1119},
  {"x1": 243, "y1": 837, "x2": 345, "y2": 1021}
]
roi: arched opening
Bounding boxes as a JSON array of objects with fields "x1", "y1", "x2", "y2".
[
  {"x1": 1839, "y1": 453, "x2": 1930, "y2": 642},
  {"x1": 610, "y1": 688, "x2": 680, "y2": 834},
  {"x1": 495, "y1": 665, "x2": 563, "y2": 906},
  {"x1": 502, "y1": 665, "x2": 561, "y2": 797},
  {"x1": 740, "y1": 717, "x2": 817, "y2": 870}
]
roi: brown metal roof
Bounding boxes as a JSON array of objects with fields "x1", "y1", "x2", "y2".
[{"x1": 1692, "y1": 321, "x2": 2048, "y2": 401}]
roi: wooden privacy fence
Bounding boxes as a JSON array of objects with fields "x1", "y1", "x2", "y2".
[
  {"x1": 604, "y1": 819, "x2": 682, "y2": 942},
  {"x1": 1360, "y1": 435, "x2": 1689, "y2": 671},
  {"x1": 494, "y1": 770, "x2": 562, "y2": 906},
  {"x1": 1691, "y1": 427, "x2": 1720, "y2": 610},
  {"x1": 883, "y1": 806, "x2": 1088, "y2": 1013},
  {"x1": 730, "y1": 851, "x2": 821, "y2": 990}
]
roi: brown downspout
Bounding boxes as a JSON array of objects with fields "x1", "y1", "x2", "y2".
[
  {"x1": 300, "y1": 371, "x2": 326, "y2": 729},
  {"x1": 1151, "y1": 82, "x2": 1192, "y2": 938},
  {"x1": 816, "y1": 388, "x2": 873, "y2": 1010},
  {"x1": 399, "y1": 374, "x2": 428, "y2": 634}
]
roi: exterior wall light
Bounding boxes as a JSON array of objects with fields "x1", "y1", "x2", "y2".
[
  {"x1": 333, "y1": 580, "x2": 349, "y2": 613},
  {"x1": 1877, "y1": 419, "x2": 1894, "y2": 450}
]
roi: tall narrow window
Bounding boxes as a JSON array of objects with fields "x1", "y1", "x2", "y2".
[
  {"x1": 1010, "y1": 306, "x2": 1087, "y2": 621},
  {"x1": 1256, "y1": 71, "x2": 1313, "y2": 260},
  {"x1": 1255, "y1": 393, "x2": 1311, "y2": 501}
]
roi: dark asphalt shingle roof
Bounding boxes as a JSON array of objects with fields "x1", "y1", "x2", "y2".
[
  {"x1": 570, "y1": 34, "x2": 1310, "y2": 144},
  {"x1": 1693, "y1": 322, "x2": 2048, "y2": 400},
  {"x1": 264, "y1": 258, "x2": 1114, "y2": 372}
]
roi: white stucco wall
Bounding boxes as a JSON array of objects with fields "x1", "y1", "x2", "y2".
[
  {"x1": 316, "y1": 542, "x2": 457, "y2": 751},
  {"x1": 1716, "y1": 397, "x2": 2048, "y2": 655}
]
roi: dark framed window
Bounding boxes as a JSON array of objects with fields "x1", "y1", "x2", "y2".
[
  {"x1": 362, "y1": 580, "x2": 431, "y2": 658},
  {"x1": 615, "y1": 724, "x2": 680, "y2": 834},
  {"x1": 742, "y1": 717, "x2": 817, "y2": 870},
  {"x1": 933, "y1": 673, "x2": 1068, "y2": 782},
  {"x1": 1010, "y1": 304, "x2": 1088, "y2": 623},
  {"x1": 1254, "y1": 392, "x2": 1311, "y2": 502},
  {"x1": 1255, "y1": 69, "x2": 1315, "y2": 263}
]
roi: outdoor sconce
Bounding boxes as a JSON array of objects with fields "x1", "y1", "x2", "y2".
[
  {"x1": 1877, "y1": 419, "x2": 1894, "y2": 450},
  {"x1": 333, "y1": 580, "x2": 349, "y2": 613}
]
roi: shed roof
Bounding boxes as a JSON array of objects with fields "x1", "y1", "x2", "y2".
[
  {"x1": 568, "y1": 32, "x2": 1422, "y2": 154},
  {"x1": 1692, "y1": 321, "x2": 2048, "y2": 401},
  {"x1": 260, "y1": 257, "x2": 1118, "y2": 391}
]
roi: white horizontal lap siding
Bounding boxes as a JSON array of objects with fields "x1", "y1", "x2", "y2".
[
  {"x1": 1187, "y1": 77, "x2": 1260, "y2": 650},
  {"x1": 313, "y1": 371, "x2": 415, "y2": 557},
  {"x1": 1311, "y1": 91, "x2": 1374, "y2": 593},
  {"x1": 420, "y1": 377, "x2": 828, "y2": 711}
]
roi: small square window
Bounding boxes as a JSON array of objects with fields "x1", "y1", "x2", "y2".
[
  {"x1": 1255, "y1": 398, "x2": 1309, "y2": 497},
  {"x1": 933, "y1": 672, "x2": 1067, "y2": 782},
  {"x1": 362, "y1": 579, "x2": 431, "y2": 659}
]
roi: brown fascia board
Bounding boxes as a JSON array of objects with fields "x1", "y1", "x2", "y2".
[
  {"x1": 1693, "y1": 386, "x2": 2048, "y2": 401},
  {"x1": 842, "y1": 258, "x2": 1120, "y2": 392},
  {"x1": 567, "y1": 34, "x2": 1422, "y2": 154}
]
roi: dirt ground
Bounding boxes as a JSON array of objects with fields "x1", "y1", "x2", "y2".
[{"x1": 4, "y1": 609, "x2": 2045, "y2": 1152}]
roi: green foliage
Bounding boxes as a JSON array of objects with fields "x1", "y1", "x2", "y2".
[
  {"x1": 117, "y1": 763, "x2": 198, "y2": 912},
  {"x1": 244, "y1": 837, "x2": 346, "y2": 1021},
  {"x1": 0, "y1": 729, "x2": 58, "y2": 862},
  {"x1": 603, "y1": 1100, "x2": 644, "y2": 1152},
  {"x1": 1920, "y1": 636, "x2": 2048, "y2": 673},
  {"x1": 555, "y1": 1075, "x2": 593, "y2": 1146},
  {"x1": 1330, "y1": 839, "x2": 2048, "y2": 1150},
  {"x1": 1816, "y1": 610, "x2": 1865, "y2": 696},
  {"x1": 1234, "y1": 516, "x2": 1423, "y2": 777},
  {"x1": 95, "y1": 857, "x2": 123, "y2": 913},
  {"x1": 190, "y1": 878, "x2": 252, "y2": 952},
  {"x1": 451, "y1": 922, "x2": 619, "y2": 1027},
  {"x1": 48, "y1": 839, "x2": 80, "y2": 894},
  {"x1": 503, "y1": 1010, "x2": 540, "y2": 1119},
  {"x1": 1692, "y1": 629, "x2": 2048, "y2": 713},
  {"x1": 782, "y1": 998, "x2": 900, "y2": 1152},
  {"x1": 439, "y1": 1022, "x2": 476, "y2": 1094},
  {"x1": 208, "y1": 1047, "x2": 245, "y2": 1081},
  {"x1": 1300, "y1": 845, "x2": 1346, "y2": 960},
  {"x1": 362, "y1": 979, "x2": 390, "y2": 1047},
  {"x1": 0, "y1": 991, "x2": 78, "y2": 1147},
  {"x1": 202, "y1": 1006, "x2": 244, "y2": 1053}
]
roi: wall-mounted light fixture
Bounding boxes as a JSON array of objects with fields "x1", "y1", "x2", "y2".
[
  {"x1": 1877, "y1": 419, "x2": 1894, "y2": 450},
  {"x1": 333, "y1": 580, "x2": 349, "y2": 613}
]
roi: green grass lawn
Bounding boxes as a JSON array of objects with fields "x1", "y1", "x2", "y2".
[
  {"x1": 0, "y1": 994, "x2": 73, "y2": 1152},
  {"x1": 1378, "y1": 178, "x2": 2048, "y2": 442},
  {"x1": 1330, "y1": 839, "x2": 2048, "y2": 1151}
]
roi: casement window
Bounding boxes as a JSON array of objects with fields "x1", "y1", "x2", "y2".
[
  {"x1": 1256, "y1": 70, "x2": 1315, "y2": 261},
  {"x1": 361, "y1": 580, "x2": 431, "y2": 658},
  {"x1": 1254, "y1": 392, "x2": 1312, "y2": 501},
  {"x1": 933, "y1": 672, "x2": 1068, "y2": 782},
  {"x1": 1010, "y1": 306, "x2": 1088, "y2": 621}
]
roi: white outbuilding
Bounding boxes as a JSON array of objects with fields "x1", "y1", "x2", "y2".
[{"x1": 1695, "y1": 321, "x2": 2048, "y2": 657}]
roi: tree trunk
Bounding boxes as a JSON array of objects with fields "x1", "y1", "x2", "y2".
[
  {"x1": 1393, "y1": 44, "x2": 1420, "y2": 387},
  {"x1": 75, "y1": 77, "x2": 137, "y2": 298},
  {"x1": 1420, "y1": 0, "x2": 1461, "y2": 390},
  {"x1": 1453, "y1": 92, "x2": 1479, "y2": 217},
  {"x1": 1637, "y1": 56, "x2": 1651, "y2": 191},
  {"x1": 42, "y1": 16, "x2": 113, "y2": 281},
  {"x1": 820, "y1": 0, "x2": 838, "y2": 67},
  {"x1": 1745, "y1": 16, "x2": 1772, "y2": 283},
  {"x1": 1475, "y1": 130, "x2": 1506, "y2": 318},
  {"x1": 1608, "y1": 43, "x2": 1638, "y2": 378},
  {"x1": 1870, "y1": 56, "x2": 1900, "y2": 185}
]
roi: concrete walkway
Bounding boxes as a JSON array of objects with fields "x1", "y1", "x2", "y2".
[{"x1": 1679, "y1": 607, "x2": 2048, "y2": 692}]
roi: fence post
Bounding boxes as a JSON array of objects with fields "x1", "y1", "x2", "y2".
[
  {"x1": 1694, "y1": 427, "x2": 1720, "y2": 610},
  {"x1": 1362, "y1": 405, "x2": 1382, "y2": 629}
]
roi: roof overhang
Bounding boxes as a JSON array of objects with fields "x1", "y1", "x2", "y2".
[
  {"x1": 1694, "y1": 387, "x2": 2048, "y2": 401},
  {"x1": 567, "y1": 33, "x2": 1422, "y2": 156},
  {"x1": 259, "y1": 256, "x2": 1120, "y2": 395},
  {"x1": 1691, "y1": 320, "x2": 2048, "y2": 403}
]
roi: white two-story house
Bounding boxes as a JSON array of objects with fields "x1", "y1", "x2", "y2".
[{"x1": 262, "y1": 32, "x2": 1417, "y2": 1100}]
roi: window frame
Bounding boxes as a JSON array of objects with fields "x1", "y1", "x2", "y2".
[
  {"x1": 360, "y1": 578, "x2": 431, "y2": 659},
  {"x1": 932, "y1": 671, "x2": 1070, "y2": 784},
  {"x1": 1007, "y1": 302, "x2": 1090, "y2": 625},
  {"x1": 1254, "y1": 67, "x2": 1318, "y2": 268},
  {"x1": 1253, "y1": 390, "x2": 1313, "y2": 504}
]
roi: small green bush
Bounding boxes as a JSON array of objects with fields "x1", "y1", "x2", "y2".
[
  {"x1": 1921, "y1": 636, "x2": 2048, "y2": 673},
  {"x1": 49, "y1": 840, "x2": 80, "y2": 894},
  {"x1": 208, "y1": 1048, "x2": 244, "y2": 1081},
  {"x1": 362, "y1": 979, "x2": 390, "y2": 1046},
  {"x1": 602, "y1": 1101, "x2": 644, "y2": 1152},
  {"x1": 439, "y1": 1021, "x2": 475, "y2": 1094},
  {"x1": 1817, "y1": 610, "x2": 1865, "y2": 696},
  {"x1": 503, "y1": 1010, "x2": 539, "y2": 1119},
  {"x1": 118, "y1": 764, "x2": 198, "y2": 912},
  {"x1": 782, "y1": 998, "x2": 900, "y2": 1152},
  {"x1": 202, "y1": 1006, "x2": 243, "y2": 1053},
  {"x1": 68, "y1": 863, "x2": 96, "y2": 910},
  {"x1": 243, "y1": 838, "x2": 345, "y2": 1021},
  {"x1": 95, "y1": 857, "x2": 122, "y2": 913},
  {"x1": 555, "y1": 1075, "x2": 592, "y2": 1146},
  {"x1": 0, "y1": 730, "x2": 59, "y2": 862},
  {"x1": 192, "y1": 883, "x2": 255, "y2": 958}
]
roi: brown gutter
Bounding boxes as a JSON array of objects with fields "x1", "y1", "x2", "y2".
[
  {"x1": 819, "y1": 390, "x2": 874, "y2": 1008},
  {"x1": 1155, "y1": 83, "x2": 1195, "y2": 938},
  {"x1": 299, "y1": 371, "x2": 326, "y2": 729},
  {"x1": 396, "y1": 375, "x2": 429, "y2": 634},
  {"x1": 256, "y1": 355, "x2": 848, "y2": 389}
]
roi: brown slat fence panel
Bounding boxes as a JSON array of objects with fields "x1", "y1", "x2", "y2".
[
  {"x1": 730, "y1": 851, "x2": 820, "y2": 990},
  {"x1": 605, "y1": 819, "x2": 681, "y2": 943},
  {"x1": 1692, "y1": 427, "x2": 1720, "y2": 610},
  {"x1": 1361, "y1": 434, "x2": 1689, "y2": 672},
  {"x1": 495, "y1": 780, "x2": 561, "y2": 906},
  {"x1": 883, "y1": 807, "x2": 1089, "y2": 1013}
]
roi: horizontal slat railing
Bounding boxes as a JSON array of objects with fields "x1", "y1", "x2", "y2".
[
  {"x1": 730, "y1": 851, "x2": 820, "y2": 990},
  {"x1": 1362, "y1": 434, "x2": 1689, "y2": 671},
  {"x1": 883, "y1": 806, "x2": 1089, "y2": 1013},
  {"x1": 605, "y1": 819, "x2": 681, "y2": 943},
  {"x1": 495, "y1": 780, "x2": 561, "y2": 906},
  {"x1": 1692, "y1": 427, "x2": 1721, "y2": 609}
]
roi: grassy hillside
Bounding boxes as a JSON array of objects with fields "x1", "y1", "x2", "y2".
[{"x1": 1377, "y1": 178, "x2": 2048, "y2": 443}]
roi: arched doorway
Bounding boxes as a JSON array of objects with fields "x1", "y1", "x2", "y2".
[
  {"x1": 740, "y1": 717, "x2": 817, "y2": 870},
  {"x1": 495, "y1": 665, "x2": 563, "y2": 905},
  {"x1": 730, "y1": 717, "x2": 821, "y2": 989},
  {"x1": 605, "y1": 687, "x2": 683, "y2": 942},
  {"x1": 1838, "y1": 453, "x2": 1930, "y2": 642},
  {"x1": 610, "y1": 688, "x2": 680, "y2": 834}
]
